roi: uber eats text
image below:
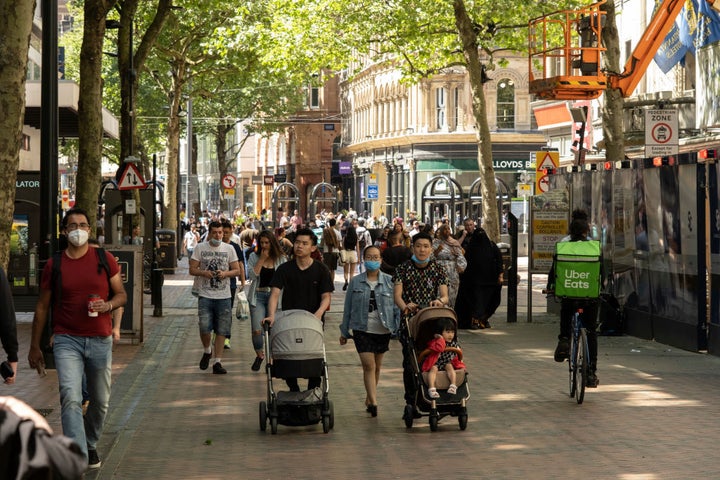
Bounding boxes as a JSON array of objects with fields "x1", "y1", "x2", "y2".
[{"x1": 563, "y1": 269, "x2": 590, "y2": 289}]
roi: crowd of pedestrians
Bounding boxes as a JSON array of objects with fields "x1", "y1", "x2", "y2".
[
  {"x1": 1, "y1": 204, "x2": 509, "y2": 476},
  {"x1": 180, "y1": 207, "x2": 505, "y2": 416}
]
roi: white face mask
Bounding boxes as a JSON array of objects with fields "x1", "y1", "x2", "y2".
[{"x1": 67, "y1": 229, "x2": 89, "y2": 247}]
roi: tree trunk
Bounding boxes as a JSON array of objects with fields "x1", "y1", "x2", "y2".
[
  {"x1": 0, "y1": 0, "x2": 35, "y2": 269},
  {"x1": 601, "y1": 0, "x2": 625, "y2": 161},
  {"x1": 77, "y1": 1, "x2": 116, "y2": 229},
  {"x1": 215, "y1": 124, "x2": 227, "y2": 213},
  {"x1": 453, "y1": 0, "x2": 500, "y2": 242},
  {"x1": 163, "y1": 68, "x2": 186, "y2": 232}
]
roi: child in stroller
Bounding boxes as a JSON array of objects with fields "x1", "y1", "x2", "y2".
[
  {"x1": 422, "y1": 318, "x2": 466, "y2": 398},
  {"x1": 405, "y1": 307, "x2": 470, "y2": 431}
]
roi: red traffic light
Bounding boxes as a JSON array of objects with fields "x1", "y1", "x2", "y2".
[{"x1": 603, "y1": 161, "x2": 612, "y2": 170}]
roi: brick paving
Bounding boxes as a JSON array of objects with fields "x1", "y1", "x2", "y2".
[{"x1": 6, "y1": 258, "x2": 720, "y2": 479}]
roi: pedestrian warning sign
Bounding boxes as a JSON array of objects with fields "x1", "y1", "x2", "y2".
[
  {"x1": 118, "y1": 163, "x2": 147, "y2": 190},
  {"x1": 536, "y1": 151, "x2": 559, "y2": 171},
  {"x1": 535, "y1": 151, "x2": 558, "y2": 194}
]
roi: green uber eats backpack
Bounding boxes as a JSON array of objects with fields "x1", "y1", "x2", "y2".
[{"x1": 553, "y1": 240, "x2": 601, "y2": 299}]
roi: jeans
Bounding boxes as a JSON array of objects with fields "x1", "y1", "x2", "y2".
[
  {"x1": 198, "y1": 297, "x2": 232, "y2": 336},
  {"x1": 250, "y1": 290, "x2": 270, "y2": 351},
  {"x1": 53, "y1": 334, "x2": 112, "y2": 460}
]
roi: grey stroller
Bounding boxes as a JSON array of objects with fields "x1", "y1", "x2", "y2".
[{"x1": 259, "y1": 309, "x2": 334, "y2": 434}]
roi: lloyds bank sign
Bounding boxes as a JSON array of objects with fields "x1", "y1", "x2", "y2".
[{"x1": 492, "y1": 159, "x2": 533, "y2": 171}]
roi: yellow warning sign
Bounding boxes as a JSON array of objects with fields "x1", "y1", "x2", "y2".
[{"x1": 535, "y1": 151, "x2": 559, "y2": 193}]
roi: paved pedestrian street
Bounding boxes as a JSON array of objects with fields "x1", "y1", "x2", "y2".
[{"x1": 9, "y1": 261, "x2": 720, "y2": 479}]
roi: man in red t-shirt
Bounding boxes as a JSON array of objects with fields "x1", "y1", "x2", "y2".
[{"x1": 28, "y1": 207, "x2": 126, "y2": 471}]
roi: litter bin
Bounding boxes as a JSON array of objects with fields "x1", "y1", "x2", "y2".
[{"x1": 156, "y1": 229, "x2": 177, "y2": 273}]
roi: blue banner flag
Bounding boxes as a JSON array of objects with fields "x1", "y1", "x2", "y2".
[
  {"x1": 654, "y1": 23, "x2": 689, "y2": 73},
  {"x1": 696, "y1": 0, "x2": 720, "y2": 48},
  {"x1": 654, "y1": 0, "x2": 720, "y2": 72}
]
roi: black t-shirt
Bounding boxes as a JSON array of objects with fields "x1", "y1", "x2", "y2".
[{"x1": 270, "y1": 260, "x2": 335, "y2": 313}]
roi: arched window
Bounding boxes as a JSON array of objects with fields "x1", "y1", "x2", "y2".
[{"x1": 496, "y1": 78, "x2": 515, "y2": 129}]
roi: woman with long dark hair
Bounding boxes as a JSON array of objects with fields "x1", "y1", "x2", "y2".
[
  {"x1": 341, "y1": 224, "x2": 359, "y2": 290},
  {"x1": 246, "y1": 230, "x2": 286, "y2": 371}
]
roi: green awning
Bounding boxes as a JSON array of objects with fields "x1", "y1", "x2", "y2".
[
  {"x1": 416, "y1": 159, "x2": 477, "y2": 171},
  {"x1": 417, "y1": 158, "x2": 533, "y2": 172}
]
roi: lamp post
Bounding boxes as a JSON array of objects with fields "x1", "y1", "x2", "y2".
[{"x1": 39, "y1": 0, "x2": 59, "y2": 369}]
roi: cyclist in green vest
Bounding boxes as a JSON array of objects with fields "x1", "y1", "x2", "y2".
[{"x1": 550, "y1": 209, "x2": 601, "y2": 388}]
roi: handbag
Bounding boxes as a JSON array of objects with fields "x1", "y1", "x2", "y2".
[{"x1": 236, "y1": 290, "x2": 250, "y2": 320}]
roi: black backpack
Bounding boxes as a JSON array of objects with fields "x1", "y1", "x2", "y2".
[{"x1": 51, "y1": 248, "x2": 113, "y2": 306}]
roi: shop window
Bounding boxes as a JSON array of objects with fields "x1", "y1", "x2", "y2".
[{"x1": 496, "y1": 78, "x2": 515, "y2": 129}]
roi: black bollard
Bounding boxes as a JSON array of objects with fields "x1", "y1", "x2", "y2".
[
  {"x1": 151, "y1": 263, "x2": 164, "y2": 317},
  {"x1": 507, "y1": 212, "x2": 518, "y2": 323}
]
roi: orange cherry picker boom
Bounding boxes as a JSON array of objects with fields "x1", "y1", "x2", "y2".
[{"x1": 528, "y1": 0, "x2": 687, "y2": 100}]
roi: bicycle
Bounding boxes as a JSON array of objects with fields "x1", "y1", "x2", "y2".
[
  {"x1": 543, "y1": 290, "x2": 590, "y2": 404},
  {"x1": 568, "y1": 305, "x2": 590, "y2": 404}
]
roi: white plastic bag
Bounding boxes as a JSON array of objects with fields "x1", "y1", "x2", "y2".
[{"x1": 236, "y1": 290, "x2": 250, "y2": 320}]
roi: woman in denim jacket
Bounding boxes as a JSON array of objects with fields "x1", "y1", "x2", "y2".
[
  {"x1": 246, "y1": 230, "x2": 286, "y2": 371},
  {"x1": 339, "y1": 246, "x2": 399, "y2": 417}
]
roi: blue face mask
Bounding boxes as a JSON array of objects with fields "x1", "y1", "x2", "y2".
[
  {"x1": 411, "y1": 254, "x2": 429, "y2": 265},
  {"x1": 365, "y1": 260, "x2": 381, "y2": 271},
  {"x1": 209, "y1": 238, "x2": 221, "y2": 247}
]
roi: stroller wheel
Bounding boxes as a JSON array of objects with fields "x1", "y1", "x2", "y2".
[
  {"x1": 328, "y1": 401, "x2": 335, "y2": 430},
  {"x1": 458, "y1": 414, "x2": 468, "y2": 431},
  {"x1": 403, "y1": 404, "x2": 415, "y2": 429},
  {"x1": 259, "y1": 401, "x2": 267, "y2": 432},
  {"x1": 322, "y1": 414, "x2": 331, "y2": 433},
  {"x1": 429, "y1": 413, "x2": 439, "y2": 432},
  {"x1": 270, "y1": 416, "x2": 278, "y2": 435}
]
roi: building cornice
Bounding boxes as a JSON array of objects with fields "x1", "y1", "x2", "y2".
[{"x1": 338, "y1": 131, "x2": 547, "y2": 156}]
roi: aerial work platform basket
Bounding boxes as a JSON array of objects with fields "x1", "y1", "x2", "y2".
[
  {"x1": 528, "y1": 2, "x2": 608, "y2": 100},
  {"x1": 528, "y1": 0, "x2": 687, "y2": 100}
]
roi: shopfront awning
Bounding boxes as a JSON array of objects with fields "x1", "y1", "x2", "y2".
[{"x1": 533, "y1": 102, "x2": 573, "y2": 130}]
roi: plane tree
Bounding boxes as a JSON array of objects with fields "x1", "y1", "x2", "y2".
[
  {"x1": 248, "y1": 0, "x2": 584, "y2": 241},
  {"x1": 0, "y1": 1, "x2": 35, "y2": 268}
]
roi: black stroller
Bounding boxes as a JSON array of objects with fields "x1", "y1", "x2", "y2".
[
  {"x1": 403, "y1": 306, "x2": 470, "y2": 431},
  {"x1": 259, "y1": 309, "x2": 334, "y2": 434}
]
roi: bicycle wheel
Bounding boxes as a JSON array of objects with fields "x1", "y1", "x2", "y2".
[
  {"x1": 568, "y1": 335, "x2": 577, "y2": 398},
  {"x1": 575, "y1": 328, "x2": 587, "y2": 404}
]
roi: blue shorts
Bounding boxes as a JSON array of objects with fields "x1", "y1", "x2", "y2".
[{"x1": 198, "y1": 297, "x2": 232, "y2": 336}]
